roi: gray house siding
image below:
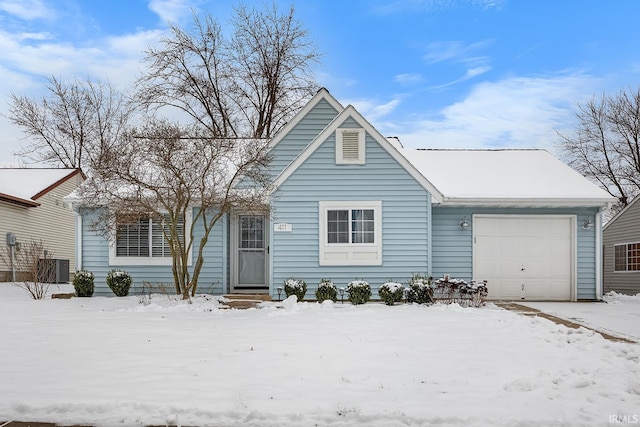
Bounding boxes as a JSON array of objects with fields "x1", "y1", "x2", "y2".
[
  {"x1": 432, "y1": 206, "x2": 600, "y2": 300},
  {"x1": 603, "y1": 200, "x2": 640, "y2": 295},
  {"x1": 268, "y1": 98, "x2": 339, "y2": 180},
  {"x1": 79, "y1": 208, "x2": 226, "y2": 297},
  {"x1": 270, "y1": 132, "x2": 432, "y2": 299}
]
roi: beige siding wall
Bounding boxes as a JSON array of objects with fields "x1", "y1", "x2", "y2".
[
  {"x1": 0, "y1": 174, "x2": 82, "y2": 281},
  {"x1": 602, "y1": 201, "x2": 640, "y2": 295}
]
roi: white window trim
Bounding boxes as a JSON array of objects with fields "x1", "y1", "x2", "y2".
[
  {"x1": 109, "y1": 210, "x2": 193, "y2": 267},
  {"x1": 614, "y1": 241, "x2": 640, "y2": 273},
  {"x1": 319, "y1": 201, "x2": 382, "y2": 266},
  {"x1": 336, "y1": 128, "x2": 365, "y2": 165}
]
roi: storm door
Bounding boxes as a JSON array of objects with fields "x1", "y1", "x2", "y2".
[{"x1": 232, "y1": 214, "x2": 268, "y2": 292}]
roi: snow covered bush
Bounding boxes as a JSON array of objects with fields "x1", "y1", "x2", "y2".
[
  {"x1": 406, "y1": 274, "x2": 433, "y2": 304},
  {"x1": 378, "y1": 281, "x2": 404, "y2": 305},
  {"x1": 315, "y1": 279, "x2": 337, "y2": 303},
  {"x1": 284, "y1": 278, "x2": 307, "y2": 301},
  {"x1": 106, "y1": 269, "x2": 132, "y2": 297},
  {"x1": 346, "y1": 280, "x2": 371, "y2": 305},
  {"x1": 73, "y1": 270, "x2": 94, "y2": 297},
  {"x1": 433, "y1": 277, "x2": 488, "y2": 307}
]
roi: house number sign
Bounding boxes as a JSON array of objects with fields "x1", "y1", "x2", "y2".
[{"x1": 274, "y1": 223, "x2": 293, "y2": 232}]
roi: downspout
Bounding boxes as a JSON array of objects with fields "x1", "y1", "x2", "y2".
[
  {"x1": 594, "y1": 209, "x2": 603, "y2": 301},
  {"x1": 75, "y1": 209, "x2": 83, "y2": 272}
]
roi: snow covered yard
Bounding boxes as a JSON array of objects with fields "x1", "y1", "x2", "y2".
[{"x1": 0, "y1": 284, "x2": 638, "y2": 427}]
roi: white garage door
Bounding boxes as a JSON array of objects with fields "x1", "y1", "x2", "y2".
[{"x1": 473, "y1": 216, "x2": 574, "y2": 301}]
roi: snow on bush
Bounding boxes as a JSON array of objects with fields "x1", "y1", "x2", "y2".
[
  {"x1": 315, "y1": 279, "x2": 337, "y2": 303},
  {"x1": 406, "y1": 274, "x2": 433, "y2": 304},
  {"x1": 433, "y1": 277, "x2": 487, "y2": 307},
  {"x1": 346, "y1": 280, "x2": 371, "y2": 305},
  {"x1": 73, "y1": 269, "x2": 94, "y2": 297},
  {"x1": 106, "y1": 269, "x2": 133, "y2": 297},
  {"x1": 284, "y1": 278, "x2": 307, "y2": 301},
  {"x1": 378, "y1": 281, "x2": 404, "y2": 305}
]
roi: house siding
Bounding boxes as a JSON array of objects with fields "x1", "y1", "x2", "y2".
[
  {"x1": 270, "y1": 131, "x2": 431, "y2": 300},
  {"x1": 432, "y1": 206, "x2": 600, "y2": 300},
  {"x1": 268, "y1": 98, "x2": 340, "y2": 180},
  {"x1": 79, "y1": 208, "x2": 226, "y2": 296},
  {"x1": 0, "y1": 174, "x2": 83, "y2": 281},
  {"x1": 603, "y1": 200, "x2": 640, "y2": 295}
]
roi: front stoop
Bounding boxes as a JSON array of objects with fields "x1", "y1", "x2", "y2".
[{"x1": 221, "y1": 294, "x2": 272, "y2": 309}]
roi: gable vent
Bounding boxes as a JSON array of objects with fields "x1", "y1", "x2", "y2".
[{"x1": 341, "y1": 131, "x2": 360, "y2": 160}]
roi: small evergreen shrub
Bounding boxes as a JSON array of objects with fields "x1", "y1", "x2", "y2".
[
  {"x1": 315, "y1": 279, "x2": 337, "y2": 303},
  {"x1": 106, "y1": 269, "x2": 133, "y2": 297},
  {"x1": 406, "y1": 274, "x2": 434, "y2": 304},
  {"x1": 73, "y1": 269, "x2": 94, "y2": 297},
  {"x1": 346, "y1": 280, "x2": 371, "y2": 305},
  {"x1": 378, "y1": 281, "x2": 404, "y2": 305},
  {"x1": 284, "y1": 278, "x2": 307, "y2": 301}
]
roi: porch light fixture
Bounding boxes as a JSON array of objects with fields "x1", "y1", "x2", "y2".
[
  {"x1": 459, "y1": 218, "x2": 470, "y2": 230},
  {"x1": 276, "y1": 286, "x2": 283, "y2": 301},
  {"x1": 582, "y1": 219, "x2": 594, "y2": 230},
  {"x1": 339, "y1": 287, "x2": 345, "y2": 304}
]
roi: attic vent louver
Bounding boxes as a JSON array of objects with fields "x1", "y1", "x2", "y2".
[
  {"x1": 336, "y1": 128, "x2": 365, "y2": 165},
  {"x1": 341, "y1": 131, "x2": 360, "y2": 160}
]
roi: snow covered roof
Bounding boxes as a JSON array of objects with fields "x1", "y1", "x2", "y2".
[
  {"x1": 403, "y1": 149, "x2": 615, "y2": 207},
  {"x1": 0, "y1": 168, "x2": 84, "y2": 207}
]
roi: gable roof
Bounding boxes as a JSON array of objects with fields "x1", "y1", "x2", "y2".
[
  {"x1": 603, "y1": 195, "x2": 640, "y2": 231},
  {"x1": 0, "y1": 168, "x2": 85, "y2": 207},
  {"x1": 267, "y1": 87, "x2": 344, "y2": 152},
  {"x1": 403, "y1": 149, "x2": 615, "y2": 207},
  {"x1": 270, "y1": 104, "x2": 444, "y2": 202}
]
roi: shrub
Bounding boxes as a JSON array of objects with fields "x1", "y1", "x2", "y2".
[
  {"x1": 73, "y1": 270, "x2": 94, "y2": 297},
  {"x1": 378, "y1": 281, "x2": 404, "y2": 305},
  {"x1": 406, "y1": 274, "x2": 433, "y2": 304},
  {"x1": 346, "y1": 280, "x2": 371, "y2": 305},
  {"x1": 284, "y1": 278, "x2": 307, "y2": 301},
  {"x1": 106, "y1": 269, "x2": 133, "y2": 297},
  {"x1": 315, "y1": 279, "x2": 337, "y2": 303}
]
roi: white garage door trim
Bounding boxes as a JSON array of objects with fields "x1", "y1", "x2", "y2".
[{"x1": 472, "y1": 214, "x2": 577, "y2": 301}]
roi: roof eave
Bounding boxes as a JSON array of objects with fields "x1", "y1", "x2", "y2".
[
  {"x1": 438, "y1": 197, "x2": 616, "y2": 208},
  {"x1": 0, "y1": 193, "x2": 40, "y2": 207}
]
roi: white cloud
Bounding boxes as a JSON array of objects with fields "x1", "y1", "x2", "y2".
[
  {"x1": 346, "y1": 97, "x2": 403, "y2": 122},
  {"x1": 394, "y1": 73, "x2": 424, "y2": 86},
  {"x1": 148, "y1": 0, "x2": 196, "y2": 24},
  {"x1": 0, "y1": 0, "x2": 54, "y2": 20},
  {"x1": 388, "y1": 73, "x2": 601, "y2": 153}
]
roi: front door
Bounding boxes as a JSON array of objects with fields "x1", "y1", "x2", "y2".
[{"x1": 232, "y1": 214, "x2": 268, "y2": 293}]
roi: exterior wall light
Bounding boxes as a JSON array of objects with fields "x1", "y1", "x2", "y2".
[
  {"x1": 582, "y1": 219, "x2": 594, "y2": 230},
  {"x1": 459, "y1": 219, "x2": 470, "y2": 230}
]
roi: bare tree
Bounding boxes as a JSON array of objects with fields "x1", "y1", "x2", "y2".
[
  {"x1": 559, "y1": 87, "x2": 640, "y2": 213},
  {"x1": 135, "y1": 2, "x2": 320, "y2": 139},
  {"x1": 79, "y1": 120, "x2": 271, "y2": 299},
  {"x1": 6, "y1": 75, "x2": 134, "y2": 169},
  {"x1": 0, "y1": 239, "x2": 54, "y2": 299}
]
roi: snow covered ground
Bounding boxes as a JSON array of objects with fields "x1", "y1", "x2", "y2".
[{"x1": 0, "y1": 283, "x2": 638, "y2": 427}]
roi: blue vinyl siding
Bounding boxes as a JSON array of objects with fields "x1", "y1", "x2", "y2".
[
  {"x1": 270, "y1": 131, "x2": 432, "y2": 299},
  {"x1": 432, "y1": 206, "x2": 600, "y2": 300},
  {"x1": 80, "y1": 208, "x2": 226, "y2": 296},
  {"x1": 268, "y1": 99, "x2": 339, "y2": 179}
]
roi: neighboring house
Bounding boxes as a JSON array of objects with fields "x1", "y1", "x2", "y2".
[
  {"x1": 0, "y1": 168, "x2": 85, "y2": 282},
  {"x1": 68, "y1": 89, "x2": 614, "y2": 300},
  {"x1": 603, "y1": 197, "x2": 640, "y2": 295}
]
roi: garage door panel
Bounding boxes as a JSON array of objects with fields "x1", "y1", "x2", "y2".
[{"x1": 474, "y1": 216, "x2": 573, "y2": 301}]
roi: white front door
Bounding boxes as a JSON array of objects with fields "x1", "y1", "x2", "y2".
[
  {"x1": 232, "y1": 214, "x2": 268, "y2": 293},
  {"x1": 473, "y1": 216, "x2": 574, "y2": 301}
]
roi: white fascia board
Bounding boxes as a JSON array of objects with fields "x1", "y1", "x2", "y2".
[
  {"x1": 439, "y1": 197, "x2": 616, "y2": 208},
  {"x1": 266, "y1": 88, "x2": 344, "y2": 152},
  {"x1": 269, "y1": 104, "x2": 444, "y2": 203}
]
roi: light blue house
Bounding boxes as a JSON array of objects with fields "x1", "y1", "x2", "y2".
[{"x1": 70, "y1": 88, "x2": 614, "y2": 301}]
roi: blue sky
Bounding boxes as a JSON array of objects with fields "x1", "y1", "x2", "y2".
[{"x1": 1, "y1": 0, "x2": 639, "y2": 166}]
